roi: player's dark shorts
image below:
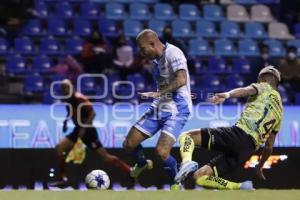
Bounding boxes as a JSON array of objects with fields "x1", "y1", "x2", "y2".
[
  {"x1": 201, "y1": 126, "x2": 256, "y2": 177},
  {"x1": 66, "y1": 126, "x2": 103, "y2": 151}
]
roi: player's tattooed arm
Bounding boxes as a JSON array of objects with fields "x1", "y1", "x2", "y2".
[
  {"x1": 139, "y1": 69, "x2": 187, "y2": 98},
  {"x1": 211, "y1": 85, "x2": 257, "y2": 104},
  {"x1": 159, "y1": 69, "x2": 187, "y2": 96},
  {"x1": 227, "y1": 85, "x2": 257, "y2": 98}
]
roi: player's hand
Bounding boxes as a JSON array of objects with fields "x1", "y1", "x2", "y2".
[
  {"x1": 62, "y1": 120, "x2": 68, "y2": 133},
  {"x1": 138, "y1": 92, "x2": 161, "y2": 99},
  {"x1": 210, "y1": 93, "x2": 228, "y2": 104},
  {"x1": 256, "y1": 165, "x2": 266, "y2": 180}
]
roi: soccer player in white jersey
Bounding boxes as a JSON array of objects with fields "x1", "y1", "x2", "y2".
[{"x1": 123, "y1": 29, "x2": 192, "y2": 190}]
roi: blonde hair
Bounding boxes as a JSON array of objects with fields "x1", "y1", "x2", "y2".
[{"x1": 136, "y1": 29, "x2": 158, "y2": 41}]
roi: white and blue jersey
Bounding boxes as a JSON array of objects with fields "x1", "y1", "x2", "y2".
[{"x1": 134, "y1": 43, "x2": 192, "y2": 141}]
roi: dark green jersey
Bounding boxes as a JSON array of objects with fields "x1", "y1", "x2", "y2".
[{"x1": 236, "y1": 82, "x2": 283, "y2": 149}]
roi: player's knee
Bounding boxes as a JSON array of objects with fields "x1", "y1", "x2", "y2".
[
  {"x1": 178, "y1": 131, "x2": 187, "y2": 139},
  {"x1": 155, "y1": 146, "x2": 169, "y2": 161},
  {"x1": 193, "y1": 165, "x2": 213, "y2": 180}
]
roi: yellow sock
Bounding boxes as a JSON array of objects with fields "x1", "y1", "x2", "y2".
[
  {"x1": 196, "y1": 175, "x2": 242, "y2": 190},
  {"x1": 179, "y1": 134, "x2": 195, "y2": 163}
]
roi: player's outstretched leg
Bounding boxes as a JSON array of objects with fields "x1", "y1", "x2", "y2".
[
  {"x1": 48, "y1": 138, "x2": 74, "y2": 188},
  {"x1": 196, "y1": 175, "x2": 254, "y2": 190},
  {"x1": 95, "y1": 148, "x2": 131, "y2": 173},
  {"x1": 123, "y1": 127, "x2": 153, "y2": 178},
  {"x1": 194, "y1": 165, "x2": 254, "y2": 190},
  {"x1": 130, "y1": 144, "x2": 153, "y2": 178}
]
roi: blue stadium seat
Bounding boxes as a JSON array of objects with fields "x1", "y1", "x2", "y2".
[
  {"x1": 203, "y1": 5, "x2": 224, "y2": 21},
  {"x1": 96, "y1": 90, "x2": 114, "y2": 105},
  {"x1": 238, "y1": 39, "x2": 259, "y2": 56},
  {"x1": 79, "y1": 76, "x2": 98, "y2": 95},
  {"x1": 189, "y1": 39, "x2": 211, "y2": 56},
  {"x1": 98, "y1": 19, "x2": 119, "y2": 37},
  {"x1": 189, "y1": 75, "x2": 197, "y2": 91},
  {"x1": 112, "y1": 81, "x2": 137, "y2": 103},
  {"x1": 127, "y1": 73, "x2": 146, "y2": 91},
  {"x1": 257, "y1": 0, "x2": 279, "y2": 3},
  {"x1": 234, "y1": 0, "x2": 257, "y2": 4},
  {"x1": 232, "y1": 57, "x2": 251, "y2": 74},
  {"x1": 6, "y1": 55, "x2": 29, "y2": 75},
  {"x1": 264, "y1": 39, "x2": 286, "y2": 57},
  {"x1": 35, "y1": 1, "x2": 48, "y2": 18},
  {"x1": 69, "y1": 0, "x2": 86, "y2": 2},
  {"x1": 23, "y1": 19, "x2": 44, "y2": 36},
  {"x1": 126, "y1": 37, "x2": 138, "y2": 54},
  {"x1": 65, "y1": 38, "x2": 83, "y2": 54},
  {"x1": 226, "y1": 74, "x2": 245, "y2": 88},
  {"x1": 214, "y1": 39, "x2": 236, "y2": 56},
  {"x1": 196, "y1": 20, "x2": 218, "y2": 38},
  {"x1": 40, "y1": 37, "x2": 62, "y2": 55},
  {"x1": 24, "y1": 74, "x2": 45, "y2": 94},
  {"x1": 129, "y1": 3, "x2": 151, "y2": 20},
  {"x1": 0, "y1": 38, "x2": 9, "y2": 55},
  {"x1": 47, "y1": 18, "x2": 69, "y2": 36},
  {"x1": 201, "y1": 75, "x2": 221, "y2": 89},
  {"x1": 14, "y1": 37, "x2": 34, "y2": 55},
  {"x1": 179, "y1": 4, "x2": 200, "y2": 21},
  {"x1": 89, "y1": 0, "x2": 109, "y2": 3},
  {"x1": 220, "y1": 21, "x2": 241, "y2": 38},
  {"x1": 55, "y1": 1, "x2": 74, "y2": 18},
  {"x1": 207, "y1": 57, "x2": 227, "y2": 73},
  {"x1": 45, "y1": 75, "x2": 67, "y2": 101},
  {"x1": 245, "y1": 22, "x2": 267, "y2": 39},
  {"x1": 138, "y1": 0, "x2": 157, "y2": 3},
  {"x1": 193, "y1": 58, "x2": 206, "y2": 75},
  {"x1": 80, "y1": 1, "x2": 99, "y2": 19},
  {"x1": 48, "y1": 74, "x2": 68, "y2": 98},
  {"x1": 124, "y1": 20, "x2": 143, "y2": 37},
  {"x1": 115, "y1": 0, "x2": 134, "y2": 3},
  {"x1": 105, "y1": 3, "x2": 127, "y2": 20},
  {"x1": 154, "y1": 3, "x2": 176, "y2": 20},
  {"x1": 224, "y1": 97, "x2": 239, "y2": 105},
  {"x1": 294, "y1": 23, "x2": 300, "y2": 38},
  {"x1": 172, "y1": 20, "x2": 194, "y2": 38},
  {"x1": 73, "y1": 19, "x2": 92, "y2": 37},
  {"x1": 32, "y1": 55, "x2": 52, "y2": 74},
  {"x1": 148, "y1": 19, "x2": 167, "y2": 37},
  {"x1": 287, "y1": 39, "x2": 300, "y2": 56},
  {"x1": 278, "y1": 85, "x2": 290, "y2": 105},
  {"x1": 43, "y1": 91, "x2": 55, "y2": 104}
]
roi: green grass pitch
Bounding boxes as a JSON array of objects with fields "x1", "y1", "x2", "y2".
[{"x1": 0, "y1": 190, "x2": 299, "y2": 200}]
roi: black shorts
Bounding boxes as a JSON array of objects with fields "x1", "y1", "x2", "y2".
[
  {"x1": 201, "y1": 126, "x2": 256, "y2": 176},
  {"x1": 66, "y1": 126, "x2": 103, "y2": 151}
]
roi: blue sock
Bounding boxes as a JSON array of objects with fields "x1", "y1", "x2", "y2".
[
  {"x1": 132, "y1": 144, "x2": 147, "y2": 167},
  {"x1": 163, "y1": 155, "x2": 178, "y2": 184}
]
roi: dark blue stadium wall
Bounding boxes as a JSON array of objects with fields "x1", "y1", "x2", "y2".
[{"x1": 0, "y1": 148, "x2": 299, "y2": 189}]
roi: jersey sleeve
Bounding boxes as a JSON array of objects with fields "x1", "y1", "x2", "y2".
[
  {"x1": 251, "y1": 83, "x2": 268, "y2": 95},
  {"x1": 166, "y1": 46, "x2": 187, "y2": 72}
]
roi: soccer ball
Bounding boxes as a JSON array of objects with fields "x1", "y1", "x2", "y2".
[{"x1": 85, "y1": 170, "x2": 110, "y2": 190}]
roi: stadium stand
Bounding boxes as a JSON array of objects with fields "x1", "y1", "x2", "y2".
[{"x1": 0, "y1": 0, "x2": 299, "y2": 105}]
